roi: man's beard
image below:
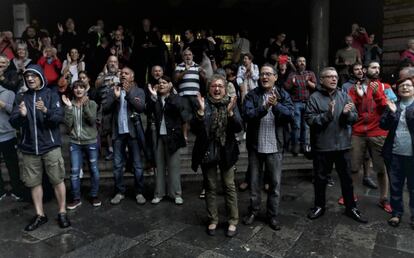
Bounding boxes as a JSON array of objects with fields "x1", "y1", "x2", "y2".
[{"x1": 366, "y1": 72, "x2": 379, "y2": 80}]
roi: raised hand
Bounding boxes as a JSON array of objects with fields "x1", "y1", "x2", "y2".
[
  {"x1": 386, "y1": 99, "x2": 397, "y2": 113},
  {"x1": 19, "y1": 101, "x2": 27, "y2": 117},
  {"x1": 148, "y1": 84, "x2": 157, "y2": 97},
  {"x1": 266, "y1": 92, "x2": 278, "y2": 108},
  {"x1": 114, "y1": 85, "x2": 121, "y2": 99},
  {"x1": 62, "y1": 95, "x2": 72, "y2": 107},
  {"x1": 328, "y1": 100, "x2": 336, "y2": 115},
  {"x1": 196, "y1": 93, "x2": 205, "y2": 113},
  {"x1": 123, "y1": 81, "x2": 133, "y2": 92},
  {"x1": 66, "y1": 53, "x2": 72, "y2": 63},
  {"x1": 370, "y1": 81, "x2": 379, "y2": 95},
  {"x1": 35, "y1": 97, "x2": 47, "y2": 113},
  {"x1": 80, "y1": 96, "x2": 89, "y2": 106},
  {"x1": 355, "y1": 81, "x2": 364, "y2": 97},
  {"x1": 227, "y1": 96, "x2": 237, "y2": 113},
  {"x1": 343, "y1": 102, "x2": 354, "y2": 114},
  {"x1": 57, "y1": 23, "x2": 64, "y2": 33}
]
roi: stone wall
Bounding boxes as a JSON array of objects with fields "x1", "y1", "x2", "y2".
[{"x1": 382, "y1": 0, "x2": 414, "y2": 76}]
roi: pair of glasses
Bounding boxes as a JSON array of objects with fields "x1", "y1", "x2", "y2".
[
  {"x1": 24, "y1": 74, "x2": 38, "y2": 79},
  {"x1": 322, "y1": 75, "x2": 338, "y2": 79},
  {"x1": 259, "y1": 72, "x2": 275, "y2": 77},
  {"x1": 399, "y1": 83, "x2": 414, "y2": 88}
]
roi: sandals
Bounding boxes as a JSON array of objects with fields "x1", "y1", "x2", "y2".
[{"x1": 388, "y1": 216, "x2": 401, "y2": 227}]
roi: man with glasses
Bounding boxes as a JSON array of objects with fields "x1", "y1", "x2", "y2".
[
  {"x1": 242, "y1": 64, "x2": 294, "y2": 230},
  {"x1": 10, "y1": 64, "x2": 70, "y2": 231},
  {"x1": 305, "y1": 67, "x2": 368, "y2": 223}
]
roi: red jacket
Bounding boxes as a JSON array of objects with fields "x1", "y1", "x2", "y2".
[
  {"x1": 348, "y1": 80, "x2": 389, "y2": 137},
  {"x1": 37, "y1": 56, "x2": 62, "y2": 85}
]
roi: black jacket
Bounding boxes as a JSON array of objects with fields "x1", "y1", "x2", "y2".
[
  {"x1": 305, "y1": 87, "x2": 357, "y2": 152},
  {"x1": 10, "y1": 85, "x2": 63, "y2": 155},
  {"x1": 191, "y1": 97, "x2": 243, "y2": 171},
  {"x1": 380, "y1": 101, "x2": 414, "y2": 160},
  {"x1": 148, "y1": 93, "x2": 186, "y2": 154},
  {"x1": 243, "y1": 86, "x2": 294, "y2": 152}
]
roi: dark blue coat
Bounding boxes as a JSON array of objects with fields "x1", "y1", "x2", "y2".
[{"x1": 380, "y1": 101, "x2": 414, "y2": 160}]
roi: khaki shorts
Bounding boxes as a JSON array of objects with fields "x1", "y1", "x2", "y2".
[
  {"x1": 20, "y1": 147, "x2": 66, "y2": 188},
  {"x1": 351, "y1": 135, "x2": 386, "y2": 174}
]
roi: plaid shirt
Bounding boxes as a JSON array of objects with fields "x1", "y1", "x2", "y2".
[
  {"x1": 285, "y1": 70, "x2": 316, "y2": 102},
  {"x1": 257, "y1": 93, "x2": 278, "y2": 154}
]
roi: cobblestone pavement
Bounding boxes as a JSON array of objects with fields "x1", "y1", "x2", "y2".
[{"x1": 0, "y1": 173, "x2": 413, "y2": 258}]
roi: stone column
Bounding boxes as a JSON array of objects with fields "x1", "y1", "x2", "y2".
[{"x1": 309, "y1": 0, "x2": 330, "y2": 76}]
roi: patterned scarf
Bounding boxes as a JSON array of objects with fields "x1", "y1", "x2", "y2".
[{"x1": 207, "y1": 95, "x2": 230, "y2": 147}]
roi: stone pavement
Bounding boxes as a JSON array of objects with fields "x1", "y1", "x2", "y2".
[{"x1": 0, "y1": 172, "x2": 413, "y2": 258}]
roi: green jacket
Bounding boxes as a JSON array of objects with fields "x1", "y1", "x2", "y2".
[{"x1": 64, "y1": 100, "x2": 98, "y2": 145}]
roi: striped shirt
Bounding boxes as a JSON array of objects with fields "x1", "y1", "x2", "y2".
[{"x1": 175, "y1": 62, "x2": 200, "y2": 96}]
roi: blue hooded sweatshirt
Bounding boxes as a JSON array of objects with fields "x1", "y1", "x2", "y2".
[{"x1": 9, "y1": 64, "x2": 64, "y2": 155}]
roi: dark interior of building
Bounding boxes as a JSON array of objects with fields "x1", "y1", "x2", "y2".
[{"x1": 2, "y1": 0, "x2": 383, "y2": 65}]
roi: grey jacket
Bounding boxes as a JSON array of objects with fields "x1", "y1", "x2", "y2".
[
  {"x1": 0, "y1": 85, "x2": 16, "y2": 142},
  {"x1": 102, "y1": 83, "x2": 146, "y2": 139},
  {"x1": 305, "y1": 87, "x2": 357, "y2": 152}
]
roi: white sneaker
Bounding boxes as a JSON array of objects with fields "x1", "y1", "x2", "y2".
[
  {"x1": 151, "y1": 197, "x2": 163, "y2": 204},
  {"x1": 175, "y1": 197, "x2": 184, "y2": 205},
  {"x1": 0, "y1": 193, "x2": 7, "y2": 201},
  {"x1": 136, "y1": 194, "x2": 146, "y2": 205},
  {"x1": 110, "y1": 193, "x2": 125, "y2": 205},
  {"x1": 10, "y1": 193, "x2": 22, "y2": 201}
]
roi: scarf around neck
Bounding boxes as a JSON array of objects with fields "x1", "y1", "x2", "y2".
[{"x1": 207, "y1": 95, "x2": 230, "y2": 147}]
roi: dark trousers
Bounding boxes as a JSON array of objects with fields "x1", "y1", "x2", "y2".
[
  {"x1": 0, "y1": 138, "x2": 24, "y2": 196},
  {"x1": 113, "y1": 134, "x2": 144, "y2": 194},
  {"x1": 248, "y1": 150, "x2": 282, "y2": 218},
  {"x1": 313, "y1": 150, "x2": 356, "y2": 209},
  {"x1": 385, "y1": 154, "x2": 414, "y2": 219}
]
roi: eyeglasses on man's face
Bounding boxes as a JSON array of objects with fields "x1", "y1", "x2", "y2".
[
  {"x1": 322, "y1": 75, "x2": 338, "y2": 79},
  {"x1": 259, "y1": 72, "x2": 275, "y2": 77}
]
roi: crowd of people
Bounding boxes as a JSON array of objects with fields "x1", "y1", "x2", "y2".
[{"x1": 0, "y1": 17, "x2": 414, "y2": 237}]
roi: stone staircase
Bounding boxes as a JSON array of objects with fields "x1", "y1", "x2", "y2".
[
  {"x1": 59, "y1": 133, "x2": 313, "y2": 179},
  {"x1": 2, "y1": 132, "x2": 313, "y2": 181}
]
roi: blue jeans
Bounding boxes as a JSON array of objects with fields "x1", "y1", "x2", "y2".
[
  {"x1": 385, "y1": 154, "x2": 414, "y2": 219},
  {"x1": 70, "y1": 142, "x2": 100, "y2": 200},
  {"x1": 113, "y1": 134, "x2": 144, "y2": 194},
  {"x1": 248, "y1": 150, "x2": 282, "y2": 218},
  {"x1": 291, "y1": 101, "x2": 309, "y2": 146}
]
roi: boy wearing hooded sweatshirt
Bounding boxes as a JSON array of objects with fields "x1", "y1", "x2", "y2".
[{"x1": 10, "y1": 64, "x2": 70, "y2": 231}]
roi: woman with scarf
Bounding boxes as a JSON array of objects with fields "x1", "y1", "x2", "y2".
[{"x1": 191, "y1": 74, "x2": 243, "y2": 237}]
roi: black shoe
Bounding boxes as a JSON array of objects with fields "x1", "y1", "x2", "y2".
[
  {"x1": 362, "y1": 177, "x2": 378, "y2": 189},
  {"x1": 291, "y1": 144, "x2": 300, "y2": 156},
  {"x1": 307, "y1": 206, "x2": 325, "y2": 220},
  {"x1": 226, "y1": 226, "x2": 238, "y2": 237},
  {"x1": 345, "y1": 208, "x2": 368, "y2": 223},
  {"x1": 24, "y1": 215, "x2": 48, "y2": 231},
  {"x1": 269, "y1": 217, "x2": 281, "y2": 231},
  {"x1": 105, "y1": 152, "x2": 114, "y2": 161},
  {"x1": 57, "y1": 213, "x2": 71, "y2": 228},
  {"x1": 242, "y1": 213, "x2": 256, "y2": 225},
  {"x1": 207, "y1": 225, "x2": 216, "y2": 236},
  {"x1": 387, "y1": 216, "x2": 401, "y2": 227}
]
